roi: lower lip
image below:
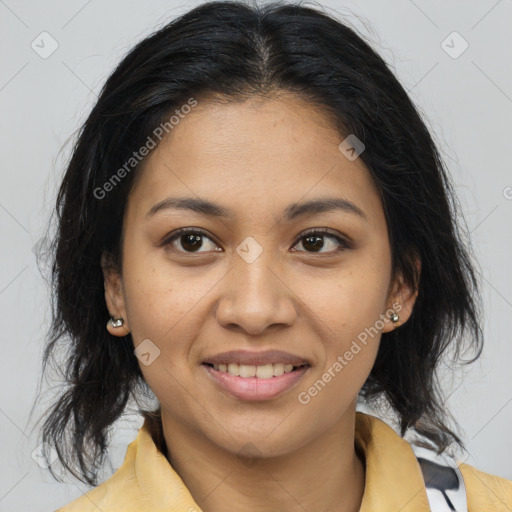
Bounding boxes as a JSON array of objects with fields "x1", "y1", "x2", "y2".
[{"x1": 202, "y1": 364, "x2": 310, "y2": 401}]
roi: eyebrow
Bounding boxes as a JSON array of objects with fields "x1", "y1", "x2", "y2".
[{"x1": 147, "y1": 196, "x2": 368, "y2": 223}]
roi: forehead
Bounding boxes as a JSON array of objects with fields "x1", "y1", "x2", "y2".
[{"x1": 127, "y1": 94, "x2": 385, "y2": 230}]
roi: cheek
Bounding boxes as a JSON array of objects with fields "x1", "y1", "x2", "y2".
[
  {"x1": 120, "y1": 248, "x2": 224, "y2": 384},
  {"x1": 292, "y1": 259, "x2": 388, "y2": 394},
  {"x1": 121, "y1": 243, "x2": 212, "y2": 338},
  {"x1": 294, "y1": 273, "x2": 383, "y2": 425},
  {"x1": 121, "y1": 266, "x2": 199, "y2": 408},
  {"x1": 297, "y1": 261, "x2": 390, "y2": 343}
]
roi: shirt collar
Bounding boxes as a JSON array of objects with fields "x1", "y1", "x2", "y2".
[
  {"x1": 132, "y1": 411, "x2": 431, "y2": 511},
  {"x1": 354, "y1": 412, "x2": 431, "y2": 511}
]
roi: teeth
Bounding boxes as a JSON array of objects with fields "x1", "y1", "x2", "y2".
[
  {"x1": 240, "y1": 364, "x2": 257, "y2": 378},
  {"x1": 256, "y1": 364, "x2": 273, "y2": 378},
  {"x1": 273, "y1": 363, "x2": 284, "y2": 376},
  {"x1": 211, "y1": 362, "x2": 303, "y2": 378}
]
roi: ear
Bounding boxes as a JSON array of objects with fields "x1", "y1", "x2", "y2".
[
  {"x1": 101, "y1": 252, "x2": 131, "y2": 337},
  {"x1": 381, "y1": 256, "x2": 421, "y2": 333}
]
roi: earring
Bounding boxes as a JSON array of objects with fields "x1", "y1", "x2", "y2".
[
  {"x1": 109, "y1": 317, "x2": 125, "y2": 328},
  {"x1": 389, "y1": 311, "x2": 400, "y2": 328}
]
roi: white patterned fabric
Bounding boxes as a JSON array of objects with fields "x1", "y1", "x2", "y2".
[{"x1": 410, "y1": 443, "x2": 468, "y2": 511}]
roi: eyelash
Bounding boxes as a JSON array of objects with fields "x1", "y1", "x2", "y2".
[{"x1": 162, "y1": 227, "x2": 352, "y2": 254}]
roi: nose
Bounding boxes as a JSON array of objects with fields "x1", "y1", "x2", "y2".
[{"x1": 215, "y1": 249, "x2": 298, "y2": 336}]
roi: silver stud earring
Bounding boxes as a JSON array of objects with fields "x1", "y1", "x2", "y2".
[
  {"x1": 389, "y1": 312, "x2": 400, "y2": 327},
  {"x1": 109, "y1": 317, "x2": 125, "y2": 328}
]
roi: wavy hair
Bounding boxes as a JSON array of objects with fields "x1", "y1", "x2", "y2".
[{"x1": 34, "y1": 0, "x2": 483, "y2": 485}]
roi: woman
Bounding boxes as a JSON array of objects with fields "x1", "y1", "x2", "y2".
[{"x1": 37, "y1": 1, "x2": 512, "y2": 510}]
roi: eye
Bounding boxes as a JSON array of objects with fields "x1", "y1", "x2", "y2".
[
  {"x1": 162, "y1": 227, "x2": 352, "y2": 255},
  {"x1": 292, "y1": 229, "x2": 351, "y2": 254},
  {"x1": 162, "y1": 227, "x2": 222, "y2": 254}
]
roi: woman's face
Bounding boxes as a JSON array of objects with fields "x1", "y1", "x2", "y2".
[{"x1": 103, "y1": 94, "x2": 417, "y2": 457}]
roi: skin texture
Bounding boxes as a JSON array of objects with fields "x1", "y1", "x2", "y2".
[{"x1": 102, "y1": 93, "x2": 419, "y2": 512}]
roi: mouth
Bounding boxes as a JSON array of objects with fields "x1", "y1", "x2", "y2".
[
  {"x1": 201, "y1": 362, "x2": 311, "y2": 401},
  {"x1": 202, "y1": 362, "x2": 310, "y2": 378}
]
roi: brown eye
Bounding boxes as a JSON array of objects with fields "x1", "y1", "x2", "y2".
[
  {"x1": 163, "y1": 228, "x2": 221, "y2": 254},
  {"x1": 179, "y1": 233, "x2": 204, "y2": 252},
  {"x1": 293, "y1": 229, "x2": 351, "y2": 254},
  {"x1": 302, "y1": 234, "x2": 325, "y2": 252}
]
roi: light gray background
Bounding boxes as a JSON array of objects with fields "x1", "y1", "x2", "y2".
[{"x1": 1, "y1": 0, "x2": 511, "y2": 510}]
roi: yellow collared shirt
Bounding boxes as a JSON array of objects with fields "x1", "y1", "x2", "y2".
[{"x1": 56, "y1": 412, "x2": 512, "y2": 511}]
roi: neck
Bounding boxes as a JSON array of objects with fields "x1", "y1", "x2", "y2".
[{"x1": 160, "y1": 410, "x2": 366, "y2": 512}]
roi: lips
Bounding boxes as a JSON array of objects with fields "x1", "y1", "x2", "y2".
[
  {"x1": 201, "y1": 349, "x2": 312, "y2": 400},
  {"x1": 202, "y1": 363, "x2": 310, "y2": 401},
  {"x1": 202, "y1": 349, "x2": 311, "y2": 367}
]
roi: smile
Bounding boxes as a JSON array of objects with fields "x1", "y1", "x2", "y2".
[
  {"x1": 205, "y1": 362, "x2": 308, "y2": 378},
  {"x1": 202, "y1": 363, "x2": 311, "y2": 401}
]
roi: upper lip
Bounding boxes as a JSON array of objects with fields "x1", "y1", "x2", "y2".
[{"x1": 202, "y1": 350, "x2": 311, "y2": 366}]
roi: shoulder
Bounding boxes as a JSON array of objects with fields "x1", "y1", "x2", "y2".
[
  {"x1": 54, "y1": 437, "x2": 143, "y2": 512},
  {"x1": 54, "y1": 417, "x2": 201, "y2": 512},
  {"x1": 54, "y1": 471, "x2": 142, "y2": 512},
  {"x1": 356, "y1": 411, "x2": 512, "y2": 510},
  {"x1": 459, "y1": 462, "x2": 512, "y2": 511}
]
